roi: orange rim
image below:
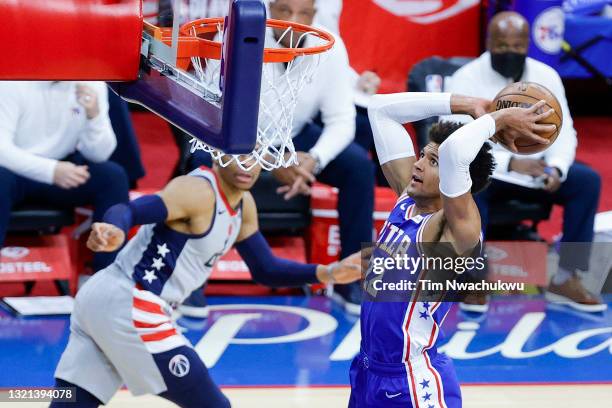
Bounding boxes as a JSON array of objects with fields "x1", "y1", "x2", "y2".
[{"x1": 145, "y1": 18, "x2": 334, "y2": 66}]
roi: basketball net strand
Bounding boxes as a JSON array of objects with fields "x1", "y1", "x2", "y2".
[{"x1": 187, "y1": 24, "x2": 326, "y2": 171}]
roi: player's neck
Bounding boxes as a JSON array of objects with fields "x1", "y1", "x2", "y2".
[
  {"x1": 213, "y1": 168, "x2": 245, "y2": 208},
  {"x1": 412, "y1": 197, "x2": 442, "y2": 216}
]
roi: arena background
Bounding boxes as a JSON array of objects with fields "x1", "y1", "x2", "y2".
[{"x1": 0, "y1": 0, "x2": 611, "y2": 407}]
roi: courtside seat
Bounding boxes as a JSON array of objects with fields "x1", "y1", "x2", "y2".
[
  {"x1": 488, "y1": 200, "x2": 552, "y2": 240},
  {"x1": 250, "y1": 171, "x2": 310, "y2": 234},
  {"x1": 489, "y1": 200, "x2": 551, "y2": 225},
  {"x1": 408, "y1": 56, "x2": 552, "y2": 239},
  {"x1": 8, "y1": 205, "x2": 75, "y2": 234},
  {"x1": 5, "y1": 205, "x2": 75, "y2": 296}
]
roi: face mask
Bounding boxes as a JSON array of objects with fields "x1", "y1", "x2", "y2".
[{"x1": 490, "y1": 52, "x2": 526, "y2": 81}]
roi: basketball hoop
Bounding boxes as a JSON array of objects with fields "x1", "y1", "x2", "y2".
[{"x1": 148, "y1": 18, "x2": 335, "y2": 171}]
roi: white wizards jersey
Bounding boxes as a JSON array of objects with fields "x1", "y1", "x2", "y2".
[{"x1": 114, "y1": 167, "x2": 242, "y2": 304}]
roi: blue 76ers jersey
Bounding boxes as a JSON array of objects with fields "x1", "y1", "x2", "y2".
[{"x1": 360, "y1": 194, "x2": 452, "y2": 364}]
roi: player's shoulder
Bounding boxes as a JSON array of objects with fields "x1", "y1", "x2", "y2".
[{"x1": 168, "y1": 174, "x2": 216, "y2": 203}]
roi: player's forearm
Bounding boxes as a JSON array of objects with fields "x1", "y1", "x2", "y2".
[
  {"x1": 450, "y1": 95, "x2": 483, "y2": 118},
  {"x1": 439, "y1": 115, "x2": 496, "y2": 198},
  {"x1": 438, "y1": 115, "x2": 495, "y2": 253},
  {"x1": 102, "y1": 195, "x2": 167, "y2": 235},
  {"x1": 236, "y1": 232, "x2": 320, "y2": 287},
  {"x1": 368, "y1": 92, "x2": 451, "y2": 165}
]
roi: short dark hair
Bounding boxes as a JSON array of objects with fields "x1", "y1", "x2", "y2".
[{"x1": 428, "y1": 121, "x2": 495, "y2": 194}]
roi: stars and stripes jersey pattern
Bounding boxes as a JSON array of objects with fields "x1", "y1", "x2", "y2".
[
  {"x1": 114, "y1": 166, "x2": 242, "y2": 305},
  {"x1": 355, "y1": 193, "x2": 474, "y2": 408},
  {"x1": 55, "y1": 167, "x2": 245, "y2": 398}
]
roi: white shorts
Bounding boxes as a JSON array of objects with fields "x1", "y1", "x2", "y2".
[{"x1": 54, "y1": 264, "x2": 192, "y2": 404}]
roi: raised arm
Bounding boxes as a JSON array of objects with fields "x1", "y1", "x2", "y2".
[
  {"x1": 87, "y1": 176, "x2": 215, "y2": 252},
  {"x1": 428, "y1": 102, "x2": 555, "y2": 254},
  {"x1": 368, "y1": 92, "x2": 490, "y2": 195}
]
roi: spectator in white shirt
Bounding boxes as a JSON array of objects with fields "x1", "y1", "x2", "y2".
[
  {"x1": 0, "y1": 81, "x2": 129, "y2": 271},
  {"x1": 445, "y1": 12, "x2": 604, "y2": 312},
  {"x1": 307, "y1": 0, "x2": 386, "y2": 185},
  {"x1": 266, "y1": 0, "x2": 373, "y2": 313}
]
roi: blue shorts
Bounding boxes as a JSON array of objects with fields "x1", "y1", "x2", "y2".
[{"x1": 349, "y1": 350, "x2": 462, "y2": 408}]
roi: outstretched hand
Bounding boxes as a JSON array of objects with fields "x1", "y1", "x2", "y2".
[
  {"x1": 318, "y1": 253, "x2": 362, "y2": 284},
  {"x1": 491, "y1": 100, "x2": 556, "y2": 153},
  {"x1": 87, "y1": 222, "x2": 125, "y2": 252}
]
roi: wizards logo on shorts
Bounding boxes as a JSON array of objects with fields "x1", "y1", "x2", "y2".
[{"x1": 169, "y1": 354, "x2": 190, "y2": 377}]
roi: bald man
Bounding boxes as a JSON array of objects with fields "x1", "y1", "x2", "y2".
[{"x1": 445, "y1": 11, "x2": 604, "y2": 313}]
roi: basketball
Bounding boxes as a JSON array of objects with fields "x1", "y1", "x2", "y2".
[{"x1": 491, "y1": 81, "x2": 563, "y2": 154}]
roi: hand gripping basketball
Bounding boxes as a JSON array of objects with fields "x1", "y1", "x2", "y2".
[
  {"x1": 491, "y1": 82, "x2": 563, "y2": 154},
  {"x1": 490, "y1": 100, "x2": 556, "y2": 154},
  {"x1": 87, "y1": 222, "x2": 126, "y2": 253}
]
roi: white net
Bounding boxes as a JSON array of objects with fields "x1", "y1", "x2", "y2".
[{"x1": 186, "y1": 21, "x2": 329, "y2": 171}]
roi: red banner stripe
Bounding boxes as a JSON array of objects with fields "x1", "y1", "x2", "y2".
[
  {"x1": 133, "y1": 319, "x2": 170, "y2": 329},
  {"x1": 133, "y1": 297, "x2": 165, "y2": 315},
  {"x1": 140, "y1": 328, "x2": 178, "y2": 342}
]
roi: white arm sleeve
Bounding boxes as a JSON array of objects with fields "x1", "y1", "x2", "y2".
[
  {"x1": 438, "y1": 114, "x2": 497, "y2": 198},
  {"x1": 367, "y1": 92, "x2": 452, "y2": 165}
]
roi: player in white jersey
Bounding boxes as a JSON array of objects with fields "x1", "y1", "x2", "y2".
[{"x1": 50, "y1": 158, "x2": 360, "y2": 408}]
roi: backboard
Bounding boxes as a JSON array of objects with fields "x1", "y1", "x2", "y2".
[
  {"x1": 110, "y1": 0, "x2": 267, "y2": 155},
  {"x1": 0, "y1": 0, "x2": 332, "y2": 169},
  {"x1": 122, "y1": 0, "x2": 333, "y2": 171}
]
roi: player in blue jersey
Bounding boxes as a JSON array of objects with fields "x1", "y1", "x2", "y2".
[
  {"x1": 349, "y1": 92, "x2": 555, "y2": 408},
  {"x1": 50, "y1": 158, "x2": 361, "y2": 408}
]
